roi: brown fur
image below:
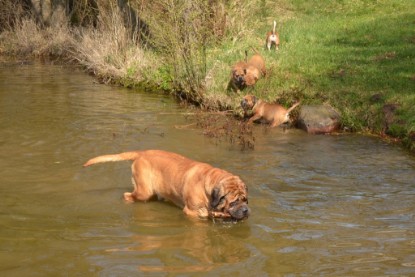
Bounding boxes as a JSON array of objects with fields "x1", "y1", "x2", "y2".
[
  {"x1": 229, "y1": 61, "x2": 249, "y2": 91},
  {"x1": 241, "y1": 94, "x2": 300, "y2": 128},
  {"x1": 83, "y1": 150, "x2": 250, "y2": 220},
  {"x1": 247, "y1": 54, "x2": 266, "y2": 77},
  {"x1": 229, "y1": 52, "x2": 266, "y2": 91}
]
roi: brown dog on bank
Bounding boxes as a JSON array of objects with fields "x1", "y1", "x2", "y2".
[
  {"x1": 244, "y1": 52, "x2": 266, "y2": 86},
  {"x1": 229, "y1": 50, "x2": 266, "y2": 91},
  {"x1": 241, "y1": 94, "x2": 300, "y2": 128},
  {"x1": 266, "y1": 20, "x2": 280, "y2": 51},
  {"x1": 83, "y1": 150, "x2": 250, "y2": 220}
]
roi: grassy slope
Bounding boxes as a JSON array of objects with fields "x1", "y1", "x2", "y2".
[{"x1": 205, "y1": 0, "x2": 414, "y2": 149}]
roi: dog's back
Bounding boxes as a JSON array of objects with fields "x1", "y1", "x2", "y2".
[
  {"x1": 270, "y1": 101, "x2": 300, "y2": 127},
  {"x1": 248, "y1": 54, "x2": 266, "y2": 76},
  {"x1": 260, "y1": 102, "x2": 287, "y2": 123},
  {"x1": 255, "y1": 100, "x2": 300, "y2": 127}
]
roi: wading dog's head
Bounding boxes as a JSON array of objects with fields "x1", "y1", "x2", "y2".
[
  {"x1": 210, "y1": 176, "x2": 250, "y2": 220},
  {"x1": 240, "y1": 94, "x2": 257, "y2": 112}
]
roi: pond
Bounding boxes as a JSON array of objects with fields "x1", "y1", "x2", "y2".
[{"x1": 1, "y1": 60, "x2": 414, "y2": 276}]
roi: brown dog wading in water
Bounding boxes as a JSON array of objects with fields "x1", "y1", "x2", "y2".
[
  {"x1": 266, "y1": 20, "x2": 280, "y2": 51},
  {"x1": 229, "y1": 50, "x2": 266, "y2": 92},
  {"x1": 83, "y1": 150, "x2": 250, "y2": 220},
  {"x1": 241, "y1": 94, "x2": 300, "y2": 128}
]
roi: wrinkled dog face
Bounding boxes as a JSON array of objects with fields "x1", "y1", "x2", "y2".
[
  {"x1": 231, "y1": 62, "x2": 248, "y2": 89},
  {"x1": 240, "y1": 95, "x2": 257, "y2": 112},
  {"x1": 210, "y1": 177, "x2": 250, "y2": 220},
  {"x1": 232, "y1": 69, "x2": 246, "y2": 88}
]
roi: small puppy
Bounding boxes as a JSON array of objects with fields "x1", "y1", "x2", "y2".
[
  {"x1": 241, "y1": 94, "x2": 300, "y2": 128},
  {"x1": 266, "y1": 21, "x2": 280, "y2": 51},
  {"x1": 229, "y1": 61, "x2": 249, "y2": 91},
  {"x1": 229, "y1": 51, "x2": 266, "y2": 91}
]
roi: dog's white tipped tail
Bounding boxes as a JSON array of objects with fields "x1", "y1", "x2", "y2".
[
  {"x1": 287, "y1": 101, "x2": 301, "y2": 114},
  {"x1": 83, "y1": 151, "x2": 141, "y2": 167},
  {"x1": 273, "y1": 20, "x2": 276, "y2": 34}
]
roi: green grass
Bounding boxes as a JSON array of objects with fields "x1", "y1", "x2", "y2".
[{"x1": 204, "y1": 0, "x2": 414, "y2": 150}]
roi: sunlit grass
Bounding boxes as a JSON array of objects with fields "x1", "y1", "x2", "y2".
[{"x1": 205, "y1": 0, "x2": 414, "y2": 144}]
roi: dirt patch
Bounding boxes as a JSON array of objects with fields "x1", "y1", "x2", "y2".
[
  {"x1": 382, "y1": 103, "x2": 400, "y2": 127},
  {"x1": 382, "y1": 103, "x2": 407, "y2": 138},
  {"x1": 188, "y1": 111, "x2": 255, "y2": 150},
  {"x1": 373, "y1": 51, "x2": 397, "y2": 62}
]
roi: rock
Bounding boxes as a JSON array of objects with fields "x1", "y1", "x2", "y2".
[{"x1": 296, "y1": 105, "x2": 341, "y2": 134}]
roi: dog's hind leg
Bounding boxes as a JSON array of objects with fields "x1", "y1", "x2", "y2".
[
  {"x1": 266, "y1": 40, "x2": 271, "y2": 51},
  {"x1": 123, "y1": 192, "x2": 136, "y2": 203},
  {"x1": 123, "y1": 176, "x2": 154, "y2": 203}
]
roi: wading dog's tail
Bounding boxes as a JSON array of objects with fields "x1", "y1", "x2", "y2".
[
  {"x1": 272, "y1": 20, "x2": 276, "y2": 35},
  {"x1": 281, "y1": 101, "x2": 301, "y2": 124},
  {"x1": 287, "y1": 101, "x2": 301, "y2": 114},
  {"x1": 83, "y1": 151, "x2": 141, "y2": 167}
]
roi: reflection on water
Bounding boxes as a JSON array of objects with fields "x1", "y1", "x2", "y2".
[{"x1": 0, "y1": 60, "x2": 415, "y2": 276}]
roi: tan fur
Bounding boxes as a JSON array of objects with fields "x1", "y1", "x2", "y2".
[
  {"x1": 266, "y1": 21, "x2": 280, "y2": 51},
  {"x1": 241, "y1": 94, "x2": 300, "y2": 128},
  {"x1": 229, "y1": 61, "x2": 249, "y2": 91},
  {"x1": 243, "y1": 65, "x2": 260, "y2": 86},
  {"x1": 247, "y1": 54, "x2": 266, "y2": 77},
  {"x1": 229, "y1": 52, "x2": 266, "y2": 91},
  {"x1": 83, "y1": 150, "x2": 250, "y2": 220}
]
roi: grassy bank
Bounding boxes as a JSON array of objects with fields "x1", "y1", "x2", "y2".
[
  {"x1": 204, "y1": 0, "x2": 415, "y2": 152},
  {"x1": 1, "y1": 0, "x2": 414, "y2": 152}
]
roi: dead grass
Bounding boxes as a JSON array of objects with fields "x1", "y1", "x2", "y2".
[
  {"x1": 70, "y1": 5, "x2": 159, "y2": 84},
  {"x1": 1, "y1": 18, "x2": 74, "y2": 57},
  {"x1": 0, "y1": 2, "x2": 158, "y2": 85}
]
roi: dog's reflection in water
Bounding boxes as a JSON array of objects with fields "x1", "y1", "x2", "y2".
[{"x1": 106, "y1": 215, "x2": 251, "y2": 274}]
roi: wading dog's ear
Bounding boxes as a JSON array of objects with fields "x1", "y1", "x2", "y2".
[
  {"x1": 210, "y1": 187, "x2": 226, "y2": 208},
  {"x1": 210, "y1": 187, "x2": 221, "y2": 208}
]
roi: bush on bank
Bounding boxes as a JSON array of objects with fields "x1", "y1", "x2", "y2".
[{"x1": 0, "y1": 0, "x2": 413, "y2": 153}]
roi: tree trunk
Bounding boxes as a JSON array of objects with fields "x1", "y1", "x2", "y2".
[{"x1": 30, "y1": 0, "x2": 68, "y2": 26}]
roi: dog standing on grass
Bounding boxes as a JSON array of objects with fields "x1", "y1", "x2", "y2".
[
  {"x1": 241, "y1": 94, "x2": 300, "y2": 128},
  {"x1": 244, "y1": 49, "x2": 266, "y2": 87},
  {"x1": 229, "y1": 50, "x2": 266, "y2": 92},
  {"x1": 266, "y1": 21, "x2": 280, "y2": 51}
]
